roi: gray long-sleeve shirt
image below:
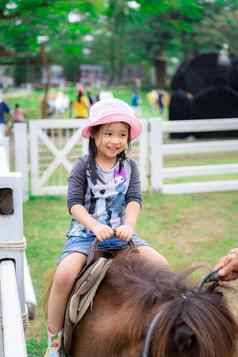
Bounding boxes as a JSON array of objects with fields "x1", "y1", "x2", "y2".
[{"x1": 67, "y1": 155, "x2": 142, "y2": 237}]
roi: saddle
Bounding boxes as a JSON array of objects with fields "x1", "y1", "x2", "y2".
[{"x1": 63, "y1": 242, "x2": 134, "y2": 356}]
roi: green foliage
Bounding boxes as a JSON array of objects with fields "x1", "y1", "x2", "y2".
[
  {"x1": 1, "y1": 0, "x2": 238, "y2": 85},
  {"x1": 0, "y1": 0, "x2": 104, "y2": 54},
  {"x1": 191, "y1": 7, "x2": 238, "y2": 54}
]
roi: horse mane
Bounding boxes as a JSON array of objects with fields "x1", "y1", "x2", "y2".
[
  {"x1": 102, "y1": 250, "x2": 238, "y2": 357},
  {"x1": 104, "y1": 250, "x2": 195, "y2": 313}
]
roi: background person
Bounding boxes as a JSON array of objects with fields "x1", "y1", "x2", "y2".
[
  {"x1": 0, "y1": 92, "x2": 10, "y2": 136},
  {"x1": 130, "y1": 91, "x2": 140, "y2": 113},
  {"x1": 73, "y1": 89, "x2": 89, "y2": 119},
  {"x1": 157, "y1": 90, "x2": 164, "y2": 113}
]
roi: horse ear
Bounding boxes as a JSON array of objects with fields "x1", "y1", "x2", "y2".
[{"x1": 173, "y1": 323, "x2": 195, "y2": 352}]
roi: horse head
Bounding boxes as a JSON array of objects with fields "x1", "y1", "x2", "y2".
[{"x1": 149, "y1": 285, "x2": 238, "y2": 357}]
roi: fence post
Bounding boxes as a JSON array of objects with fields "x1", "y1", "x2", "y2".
[
  {"x1": 14, "y1": 123, "x2": 29, "y2": 201},
  {"x1": 139, "y1": 120, "x2": 149, "y2": 191},
  {"x1": 29, "y1": 122, "x2": 39, "y2": 196},
  {"x1": 150, "y1": 119, "x2": 163, "y2": 191},
  {"x1": 0, "y1": 260, "x2": 27, "y2": 357}
]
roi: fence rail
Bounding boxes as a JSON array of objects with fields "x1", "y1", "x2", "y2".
[
  {"x1": 162, "y1": 118, "x2": 238, "y2": 132},
  {"x1": 162, "y1": 140, "x2": 238, "y2": 155}
]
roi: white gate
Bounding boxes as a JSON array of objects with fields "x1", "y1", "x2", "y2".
[
  {"x1": 29, "y1": 120, "x2": 88, "y2": 195},
  {"x1": 29, "y1": 119, "x2": 148, "y2": 195}
]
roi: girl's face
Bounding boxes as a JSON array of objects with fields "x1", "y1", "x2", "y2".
[{"x1": 94, "y1": 122, "x2": 129, "y2": 161}]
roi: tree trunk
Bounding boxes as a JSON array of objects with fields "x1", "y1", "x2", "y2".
[
  {"x1": 40, "y1": 43, "x2": 50, "y2": 118},
  {"x1": 154, "y1": 58, "x2": 167, "y2": 88}
]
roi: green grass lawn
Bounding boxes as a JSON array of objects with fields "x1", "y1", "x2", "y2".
[{"x1": 24, "y1": 191, "x2": 238, "y2": 356}]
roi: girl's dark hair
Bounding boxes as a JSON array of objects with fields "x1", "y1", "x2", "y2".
[{"x1": 88, "y1": 124, "x2": 131, "y2": 184}]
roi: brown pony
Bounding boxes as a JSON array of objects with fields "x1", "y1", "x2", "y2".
[{"x1": 67, "y1": 249, "x2": 238, "y2": 357}]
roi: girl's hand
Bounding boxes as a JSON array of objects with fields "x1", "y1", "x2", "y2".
[
  {"x1": 115, "y1": 225, "x2": 134, "y2": 241},
  {"x1": 215, "y1": 248, "x2": 238, "y2": 281},
  {"x1": 91, "y1": 223, "x2": 114, "y2": 241}
]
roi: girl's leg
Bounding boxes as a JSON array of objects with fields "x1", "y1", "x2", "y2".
[
  {"x1": 47, "y1": 252, "x2": 87, "y2": 333},
  {"x1": 137, "y1": 246, "x2": 169, "y2": 269},
  {"x1": 45, "y1": 252, "x2": 86, "y2": 356}
]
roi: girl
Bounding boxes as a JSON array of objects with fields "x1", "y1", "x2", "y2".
[{"x1": 45, "y1": 98, "x2": 169, "y2": 357}]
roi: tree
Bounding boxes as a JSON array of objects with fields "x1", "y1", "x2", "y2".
[
  {"x1": 88, "y1": 0, "x2": 204, "y2": 86},
  {"x1": 1, "y1": 0, "x2": 238, "y2": 91},
  {"x1": 89, "y1": 0, "x2": 238, "y2": 87},
  {"x1": 187, "y1": 1, "x2": 238, "y2": 55},
  {"x1": 0, "y1": 0, "x2": 104, "y2": 116}
]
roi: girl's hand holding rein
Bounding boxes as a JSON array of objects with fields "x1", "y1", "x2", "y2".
[
  {"x1": 91, "y1": 222, "x2": 114, "y2": 241},
  {"x1": 115, "y1": 225, "x2": 134, "y2": 241},
  {"x1": 71, "y1": 204, "x2": 113, "y2": 241}
]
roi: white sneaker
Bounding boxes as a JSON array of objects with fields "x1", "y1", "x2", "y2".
[{"x1": 44, "y1": 347, "x2": 61, "y2": 357}]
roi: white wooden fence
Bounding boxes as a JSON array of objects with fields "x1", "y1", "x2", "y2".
[
  {"x1": 13, "y1": 118, "x2": 238, "y2": 195},
  {"x1": 151, "y1": 118, "x2": 238, "y2": 193}
]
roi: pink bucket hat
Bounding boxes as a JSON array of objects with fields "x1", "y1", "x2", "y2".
[{"x1": 81, "y1": 98, "x2": 142, "y2": 140}]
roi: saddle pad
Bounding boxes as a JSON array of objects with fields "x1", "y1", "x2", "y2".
[
  {"x1": 69, "y1": 257, "x2": 112, "y2": 323},
  {"x1": 63, "y1": 257, "x2": 112, "y2": 355}
]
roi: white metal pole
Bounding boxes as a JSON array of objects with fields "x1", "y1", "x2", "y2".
[
  {"x1": 24, "y1": 253, "x2": 37, "y2": 320},
  {"x1": 0, "y1": 302, "x2": 4, "y2": 357},
  {"x1": 0, "y1": 260, "x2": 27, "y2": 357}
]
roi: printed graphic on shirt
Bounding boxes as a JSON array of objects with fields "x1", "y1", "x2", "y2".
[
  {"x1": 88, "y1": 164, "x2": 127, "y2": 227},
  {"x1": 68, "y1": 160, "x2": 131, "y2": 242}
]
